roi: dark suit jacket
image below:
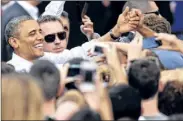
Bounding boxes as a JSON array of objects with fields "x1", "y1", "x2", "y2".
[{"x1": 1, "y1": 2, "x2": 31, "y2": 62}]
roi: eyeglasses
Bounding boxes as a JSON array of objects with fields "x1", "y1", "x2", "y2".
[
  {"x1": 144, "y1": 10, "x2": 160, "y2": 16},
  {"x1": 44, "y1": 31, "x2": 66, "y2": 43}
]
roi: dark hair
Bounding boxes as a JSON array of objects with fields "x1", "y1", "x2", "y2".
[
  {"x1": 5, "y1": 15, "x2": 33, "y2": 49},
  {"x1": 109, "y1": 84, "x2": 141, "y2": 120},
  {"x1": 169, "y1": 114, "x2": 183, "y2": 120},
  {"x1": 29, "y1": 60, "x2": 60, "y2": 101},
  {"x1": 37, "y1": 15, "x2": 63, "y2": 26},
  {"x1": 69, "y1": 107, "x2": 101, "y2": 120},
  {"x1": 143, "y1": 14, "x2": 171, "y2": 33},
  {"x1": 5, "y1": 15, "x2": 33, "y2": 42},
  {"x1": 158, "y1": 81, "x2": 183, "y2": 116},
  {"x1": 128, "y1": 58, "x2": 160, "y2": 100},
  {"x1": 1, "y1": 62, "x2": 15, "y2": 75},
  {"x1": 61, "y1": 11, "x2": 69, "y2": 19}
]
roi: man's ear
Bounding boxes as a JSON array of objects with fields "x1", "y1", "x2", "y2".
[{"x1": 8, "y1": 37, "x2": 19, "y2": 49}]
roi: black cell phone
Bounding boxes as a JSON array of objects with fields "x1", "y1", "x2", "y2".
[
  {"x1": 81, "y1": 2, "x2": 89, "y2": 18},
  {"x1": 67, "y1": 64, "x2": 80, "y2": 77},
  {"x1": 65, "y1": 81, "x2": 78, "y2": 90},
  {"x1": 94, "y1": 45, "x2": 104, "y2": 54}
]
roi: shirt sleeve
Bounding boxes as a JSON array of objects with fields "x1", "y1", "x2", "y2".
[
  {"x1": 41, "y1": 1, "x2": 65, "y2": 17},
  {"x1": 41, "y1": 40, "x2": 97, "y2": 64}
]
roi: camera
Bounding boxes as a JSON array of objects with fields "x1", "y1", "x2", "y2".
[
  {"x1": 78, "y1": 61, "x2": 97, "y2": 92},
  {"x1": 67, "y1": 64, "x2": 80, "y2": 77},
  {"x1": 91, "y1": 43, "x2": 109, "y2": 56}
]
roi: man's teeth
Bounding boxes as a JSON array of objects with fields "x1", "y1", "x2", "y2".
[{"x1": 35, "y1": 44, "x2": 43, "y2": 48}]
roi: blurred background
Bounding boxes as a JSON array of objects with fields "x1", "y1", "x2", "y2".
[{"x1": 1, "y1": 1, "x2": 183, "y2": 49}]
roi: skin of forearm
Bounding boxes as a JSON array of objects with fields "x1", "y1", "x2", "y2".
[
  {"x1": 99, "y1": 98, "x2": 114, "y2": 120},
  {"x1": 175, "y1": 39, "x2": 183, "y2": 54},
  {"x1": 97, "y1": 25, "x2": 121, "y2": 42},
  {"x1": 137, "y1": 25, "x2": 155, "y2": 38}
]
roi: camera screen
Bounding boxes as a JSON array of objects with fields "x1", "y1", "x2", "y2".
[
  {"x1": 84, "y1": 70, "x2": 94, "y2": 83},
  {"x1": 67, "y1": 67, "x2": 80, "y2": 77},
  {"x1": 94, "y1": 46, "x2": 103, "y2": 54}
]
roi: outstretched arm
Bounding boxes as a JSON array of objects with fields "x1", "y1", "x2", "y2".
[{"x1": 42, "y1": 1, "x2": 65, "y2": 17}]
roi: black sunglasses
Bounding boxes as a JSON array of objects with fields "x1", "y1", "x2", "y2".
[
  {"x1": 44, "y1": 31, "x2": 66, "y2": 43},
  {"x1": 145, "y1": 10, "x2": 160, "y2": 16}
]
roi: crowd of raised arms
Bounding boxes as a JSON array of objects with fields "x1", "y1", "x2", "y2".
[{"x1": 1, "y1": 1, "x2": 183, "y2": 120}]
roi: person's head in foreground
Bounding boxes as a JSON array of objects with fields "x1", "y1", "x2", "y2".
[
  {"x1": 56, "y1": 90, "x2": 87, "y2": 109},
  {"x1": 1, "y1": 62, "x2": 15, "y2": 75},
  {"x1": 29, "y1": 60, "x2": 60, "y2": 116},
  {"x1": 38, "y1": 15, "x2": 67, "y2": 53},
  {"x1": 5, "y1": 15, "x2": 44, "y2": 61},
  {"x1": 127, "y1": 57, "x2": 160, "y2": 100},
  {"x1": 2, "y1": 73, "x2": 44, "y2": 120},
  {"x1": 158, "y1": 81, "x2": 183, "y2": 116},
  {"x1": 69, "y1": 107, "x2": 102, "y2": 120},
  {"x1": 109, "y1": 84, "x2": 142, "y2": 120}
]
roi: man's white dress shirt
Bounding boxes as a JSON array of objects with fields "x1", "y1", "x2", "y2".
[
  {"x1": 17, "y1": 1, "x2": 39, "y2": 20},
  {"x1": 7, "y1": 41, "x2": 97, "y2": 72}
]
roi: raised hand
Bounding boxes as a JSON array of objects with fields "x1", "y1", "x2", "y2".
[
  {"x1": 116, "y1": 7, "x2": 142, "y2": 34},
  {"x1": 128, "y1": 32, "x2": 143, "y2": 61},
  {"x1": 154, "y1": 33, "x2": 178, "y2": 44},
  {"x1": 80, "y1": 15, "x2": 94, "y2": 39}
]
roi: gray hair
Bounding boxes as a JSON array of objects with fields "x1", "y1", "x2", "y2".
[
  {"x1": 37, "y1": 15, "x2": 63, "y2": 26},
  {"x1": 5, "y1": 15, "x2": 33, "y2": 42},
  {"x1": 123, "y1": 1, "x2": 155, "y2": 13}
]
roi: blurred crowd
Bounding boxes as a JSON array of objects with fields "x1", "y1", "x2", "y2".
[{"x1": 1, "y1": 1, "x2": 183, "y2": 120}]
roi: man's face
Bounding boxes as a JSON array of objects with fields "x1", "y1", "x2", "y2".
[
  {"x1": 60, "y1": 17, "x2": 70, "y2": 42},
  {"x1": 40, "y1": 21, "x2": 67, "y2": 53},
  {"x1": 15, "y1": 20, "x2": 44, "y2": 60}
]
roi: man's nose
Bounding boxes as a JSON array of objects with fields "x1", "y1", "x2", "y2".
[
  {"x1": 37, "y1": 32, "x2": 44, "y2": 41},
  {"x1": 54, "y1": 35, "x2": 61, "y2": 44}
]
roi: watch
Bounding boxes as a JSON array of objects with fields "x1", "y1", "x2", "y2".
[{"x1": 109, "y1": 30, "x2": 120, "y2": 40}]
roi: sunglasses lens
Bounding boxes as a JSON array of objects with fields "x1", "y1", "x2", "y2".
[
  {"x1": 45, "y1": 34, "x2": 55, "y2": 43},
  {"x1": 58, "y1": 32, "x2": 66, "y2": 40}
]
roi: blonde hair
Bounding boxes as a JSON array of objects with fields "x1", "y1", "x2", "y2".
[
  {"x1": 2, "y1": 73, "x2": 44, "y2": 120},
  {"x1": 56, "y1": 90, "x2": 87, "y2": 109},
  {"x1": 161, "y1": 68, "x2": 183, "y2": 84}
]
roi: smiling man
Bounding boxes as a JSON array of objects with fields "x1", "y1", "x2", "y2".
[
  {"x1": 6, "y1": 7, "x2": 141, "y2": 72},
  {"x1": 6, "y1": 16, "x2": 73, "y2": 72}
]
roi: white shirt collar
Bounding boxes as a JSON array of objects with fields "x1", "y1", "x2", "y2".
[
  {"x1": 17, "y1": 1, "x2": 39, "y2": 20},
  {"x1": 8, "y1": 53, "x2": 33, "y2": 72}
]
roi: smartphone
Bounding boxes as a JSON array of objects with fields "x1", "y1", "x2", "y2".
[
  {"x1": 79, "y1": 61, "x2": 97, "y2": 92},
  {"x1": 91, "y1": 43, "x2": 109, "y2": 56},
  {"x1": 81, "y1": 2, "x2": 89, "y2": 18},
  {"x1": 65, "y1": 81, "x2": 78, "y2": 90},
  {"x1": 67, "y1": 64, "x2": 80, "y2": 77}
]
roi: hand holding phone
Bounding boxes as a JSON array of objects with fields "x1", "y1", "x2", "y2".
[
  {"x1": 81, "y1": 2, "x2": 89, "y2": 18},
  {"x1": 78, "y1": 61, "x2": 97, "y2": 92}
]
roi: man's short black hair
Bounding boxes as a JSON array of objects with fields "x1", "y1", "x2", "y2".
[
  {"x1": 158, "y1": 81, "x2": 183, "y2": 116},
  {"x1": 29, "y1": 60, "x2": 60, "y2": 101},
  {"x1": 37, "y1": 15, "x2": 63, "y2": 26},
  {"x1": 1, "y1": 62, "x2": 15, "y2": 75},
  {"x1": 109, "y1": 84, "x2": 141, "y2": 120},
  {"x1": 70, "y1": 107, "x2": 101, "y2": 120},
  {"x1": 61, "y1": 11, "x2": 69, "y2": 19},
  {"x1": 128, "y1": 58, "x2": 160, "y2": 100}
]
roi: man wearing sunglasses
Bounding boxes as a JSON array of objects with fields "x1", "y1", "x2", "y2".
[{"x1": 6, "y1": 7, "x2": 141, "y2": 72}]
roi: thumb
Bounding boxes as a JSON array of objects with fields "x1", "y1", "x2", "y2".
[{"x1": 122, "y1": 6, "x2": 130, "y2": 16}]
